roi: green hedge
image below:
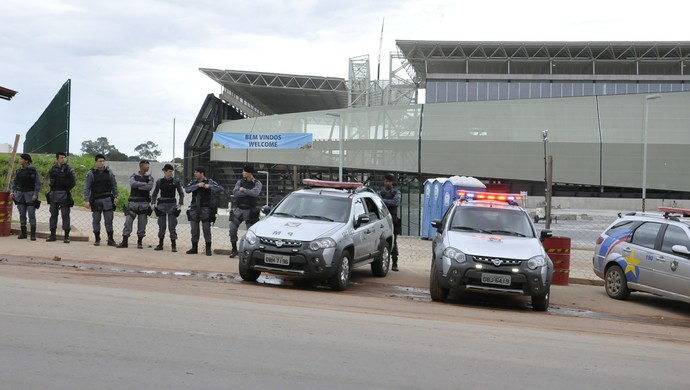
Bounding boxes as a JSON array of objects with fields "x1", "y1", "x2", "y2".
[{"x1": 1, "y1": 153, "x2": 129, "y2": 212}]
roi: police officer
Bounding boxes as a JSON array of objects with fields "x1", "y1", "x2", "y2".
[
  {"x1": 380, "y1": 173, "x2": 402, "y2": 271},
  {"x1": 229, "y1": 164, "x2": 262, "y2": 258},
  {"x1": 10, "y1": 153, "x2": 41, "y2": 240},
  {"x1": 117, "y1": 160, "x2": 154, "y2": 249},
  {"x1": 84, "y1": 154, "x2": 119, "y2": 246},
  {"x1": 46, "y1": 152, "x2": 76, "y2": 243},
  {"x1": 185, "y1": 166, "x2": 223, "y2": 256},
  {"x1": 151, "y1": 163, "x2": 184, "y2": 252}
]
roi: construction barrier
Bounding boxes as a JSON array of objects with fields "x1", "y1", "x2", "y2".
[
  {"x1": 0, "y1": 192, "x2": 12, "y2": 237},
  {"x1": 543, "y1": 236, "x2": 571, "y2": 286}
]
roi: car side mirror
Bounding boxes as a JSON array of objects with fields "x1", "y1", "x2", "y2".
[
  {"x1": 356, "y1": 214, "x2": 370, "y2": 227},
  {"x1": 671, "y1": 244, "x2": 690, "y2": 256},
  {"x1": 261, "y1": 204, "x2": 271, "y2": 215},
  {"x1": 540, "y1": 229, "x2": 553, "y2": 242},
  {"x1": 431, "y1": 219, "x2": 442, "y2": 233}
]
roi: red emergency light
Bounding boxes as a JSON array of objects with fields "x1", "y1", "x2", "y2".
[
  {"x1": 302, "y1": 179, "x2": 363, "y2": 189},
  {"x1": 658, "y1": 206, "x2": 690, "y2": 217},
  {"x1": 457, "y1": 190, "x2": 523, "y2": 203}
]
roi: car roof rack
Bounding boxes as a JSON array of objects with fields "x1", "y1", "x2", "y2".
[{"x1": 620, "y1": 210, "x2": 685, "y2": 222}]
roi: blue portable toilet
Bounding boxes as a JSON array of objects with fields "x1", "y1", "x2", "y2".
[
  {"x1": 441, "y1": 179, "x2": 456, "y2": 218},
  {"x1": 420, "y1": 178, "x2": 436, "y2": 239},
  {"x1": 430, "y1": 178, "x2": 448, "y2": 236},
  {"x1": 449, "y1": 176, "x2": 487, "y2": 200}
]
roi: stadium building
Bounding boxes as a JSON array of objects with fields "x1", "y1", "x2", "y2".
[{"x1": 184, "y1": 41, "x2": 690, "y2": 232}]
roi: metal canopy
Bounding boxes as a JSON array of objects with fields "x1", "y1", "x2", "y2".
[
  {"x1": 0, "y1": 85, "x2": 17, "y2": 101},
  {"x1": 200, "y1": 68, "x2": 349, "y2": 116},
  {"x1": 396, "y1": 41, "x2": 690, "y2": 84}
]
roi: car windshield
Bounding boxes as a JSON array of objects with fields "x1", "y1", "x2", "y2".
[
  {"x1": 272, "y1": 193, "x2": 350, "y2": 223},
  {"x1": 450, "y1": 207, "x2": 534, "y2": 237}
]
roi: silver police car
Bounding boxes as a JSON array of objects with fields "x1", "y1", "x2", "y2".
[
  {"x1": 238, "y1": 179, "x2": 394, "y2": 291},
  {"x1": 430, "y1": 192, "x2": 553, "y2": 311},
  {"x1": 593, "y1": 207, "x2": 690, "y2": 304}
]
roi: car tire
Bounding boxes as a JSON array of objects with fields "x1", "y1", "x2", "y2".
[
  {"x1": 239, "y1": 266, "x2": 261, "y2": 282},
  {"x1": 329, "y1": 251, "x2": 351, "y2": 291},
  {"x1": 429, "y1": 260, "x2": 449, "y2": 302},
  {"x1": 371, "y1": 241, "x2": 390, "y2": 277},
  {"x1": 531, "y1": 290, "x2": 550, "y2": 311},
  {"x1": 605, "y1": 264, "x2": 631, "y2": 300}
]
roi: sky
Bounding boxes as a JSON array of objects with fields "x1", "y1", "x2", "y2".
[{"x1": 1, "y1": 0, "x2": 689, "y2": 161}]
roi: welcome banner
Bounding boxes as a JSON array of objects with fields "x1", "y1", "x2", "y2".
[{"x1": 213, "y1": 133, "x2": 313, "y2": 150}]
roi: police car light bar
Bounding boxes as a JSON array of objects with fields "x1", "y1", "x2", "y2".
[
  {"x1": 457, "y1": 190, "x2": 523, "y2": 203},
  {"x1": 302, "y1": 179, "x2": 363, "y2": 189},
  {"x1": 658, "y1": 206, "x2": 690, "y2": 217}
]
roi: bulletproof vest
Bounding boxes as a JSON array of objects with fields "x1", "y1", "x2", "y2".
[
  {"x1": 236, "y1": 179, "x2": 257, "y2": 209},
  {"x1": 129, "y1": 173, "x2": 151, "y2": 202},
  {"x1": 158, "y1": 178, "x2": 178, "y2": 199},
  {"x1": 379, "y1": 189, "x2": 399, "y2": 217},
  {"x1": 15, "y1": 166, "x2": 37, "y2": 192},
  {"x1": 194, "y1": 180, "x2": 212, "y2": 207},
  {"x1": 49, "y1": 164, "x2": 74, "y2": 191},
  {"x1": 91, "y1": 168, "x2": 113, "y2": 197}
]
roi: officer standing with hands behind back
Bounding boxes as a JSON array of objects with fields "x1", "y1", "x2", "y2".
[
  {"x1": 46, "y1": 152, "x2": 76, "y2": 243},
  {"x1": 117, "y1": 159, "x2": 153, "y2": 249},
  {"x1": 84, "y1": 154, "x2": 119, "y2": 246},
  {"x1": 151, "y1": 163, "x2": 184, "y2": 252},
  {"x1": 380, "y1": 173, "x2": 402, "y2": 271},
  {"x1": 229, "y1": 164, "x2": 262, "y2": 258}
]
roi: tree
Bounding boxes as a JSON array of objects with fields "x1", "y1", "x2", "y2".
[
  {"x1": 106, "y1": 149, "x2": 128, "y2": 161},
  {"x1": 134, "y1": 141, "x2": 162, "y2": 161},
  {"x1": 81, "y1": 137, "x2": 117, "y2": 156}
]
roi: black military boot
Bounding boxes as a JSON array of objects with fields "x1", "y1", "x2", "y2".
[
  {"x1": 30, "y1": 225, "x2": 36, "y2": 241},
  {"x1": 18, "y1": 226, "x2": 27, "y2": 239},
  {"x1": 94, "y1": 232, "x2": 101, "y2": 246},
  {"x1": 171, "y1": 239, "x2": 177, "y2": 253},
  {"x1": 154, "y1": 237, "x2": 164, "y2": 251},
  {"x1": 107, "y1": 232, "x2": 116, "y2": 246},
  {"x1": 229, "y1": 242, "x2": 239, "y2": 258},
  {"x1": 205, "y1": 242, "x2": 212, "y2": 256},
  {"x1": 137, "y1": 236, "x2": 144, "y2": 249},
  {"x1": 46, "y1": 228, "x2": 57, "y2": 242},
  {"x1": 392, "y1": 258, "x2": 399, "y2": 272},
  {"x1": 186, "y1": 242, "x2": 198, "y2": 254},
  {"x1": 117, "y1": 236, "x2": 129, "y2": 248},
  {"x1": 63, "y1": 229, "x2": 70, "y2": 243}
]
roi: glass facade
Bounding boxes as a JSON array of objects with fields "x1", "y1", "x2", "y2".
[{"x1": 427, "y1": 80, "x2": 690, "y2": 103}]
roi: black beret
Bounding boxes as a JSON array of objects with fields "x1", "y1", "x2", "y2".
[
  {"x1": 243, "y1": 164, "x2": 255, "y2": 173},
  {"x1": 162, "y1": 164, "x2": 174, "y2": 171},
  {"x1": 194, "y1": 166, "x2": 206, "y2": 174},
  {"x1": 384, "y1": 173, "x2": 396, "y2": 182},
  {"x1": 139, "y1": 159, "x2": 150, "y2": 165},
  {"x1": 20, "y1": 153, "x2": 32, "y2": 163}
]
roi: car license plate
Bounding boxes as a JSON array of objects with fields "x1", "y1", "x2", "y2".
[
  {"x1": 481, "y1": 273, "x2": 511, "y2": 286},
  {"x1": 265, "y1": 254, "x2": 290, "y2": 266}
]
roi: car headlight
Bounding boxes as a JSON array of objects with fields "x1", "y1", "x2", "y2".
[
  {"x1": 244, "y1": 230, "x2": 257, "y2": 246},
  {"x1": 442, "y1": 247, "x2": 466, "y2": 263},
  {"x1": 309, "y1": 238, "x2": 336, "y2": 251},
  {"x1": 527, "y1": 255, "x2": 546, "y2": 270}
]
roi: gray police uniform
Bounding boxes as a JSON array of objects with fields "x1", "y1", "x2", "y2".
[
  {"x1": 152, "y1": 176, "x2": 184, "y2": 240},
  {"x1": 84, "y1": 167, "x2": 119, "y2": 234},
  {"x1": 11, "y1": 164, "x2": 41, "y2": 229},
  {"x1": 47, "y1": 162, "x2": 76, "y2": 233},
  {"x1": 229, "y1": 178, "x2": 262, "y2": 246},
  {"x1": 122, "y1": 172, "x2": 153, "y2": 238},
  {"x1": 185, "y1": 178, "x2": 223, "y2": 244},
  {"x1": 380, "y1": 188, "x2": 402, "y2": 263}
]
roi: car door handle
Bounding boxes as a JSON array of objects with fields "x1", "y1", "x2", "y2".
[
  {"x1": 655, "y1": 256, "x2": 666, "y2": 263},
  {"x1": 365, "y1": 229, "x2": 371, "y2": 234},
  {"x1": 622, "y1": 247, "x2": 632, "y2": 254}
]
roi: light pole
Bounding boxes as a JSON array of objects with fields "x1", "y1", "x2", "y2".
[
  {"x1": 326, "y1": 112, "x2": 343, "y2": 181},
  {"x1": 257, "y1": 170, "x2": 269, "y2": 206},
  {"x1": 642, "y1": 94, "x2": 661, "y2": 212}
]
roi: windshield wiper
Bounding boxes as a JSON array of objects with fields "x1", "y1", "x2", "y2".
[
  {"x1": 450, "y1": 226, "x2": 489, "y2": 233},
  {"x1": 300, "y1": 215, "x2": 334, "y2": 222},
  {"x1": 486, "y1": 229, "x2": 527, "y2": 237},
  {"x1": 272, "y1": 212, "x2": 299, "y2": 218}
]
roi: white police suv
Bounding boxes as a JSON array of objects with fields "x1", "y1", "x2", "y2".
[
  {"x1": 238, "y1": 179, "x2": 394, "y2": 291},
  {"x1": 430, "y1": 191, "x2": 554, "y2": 311}
]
